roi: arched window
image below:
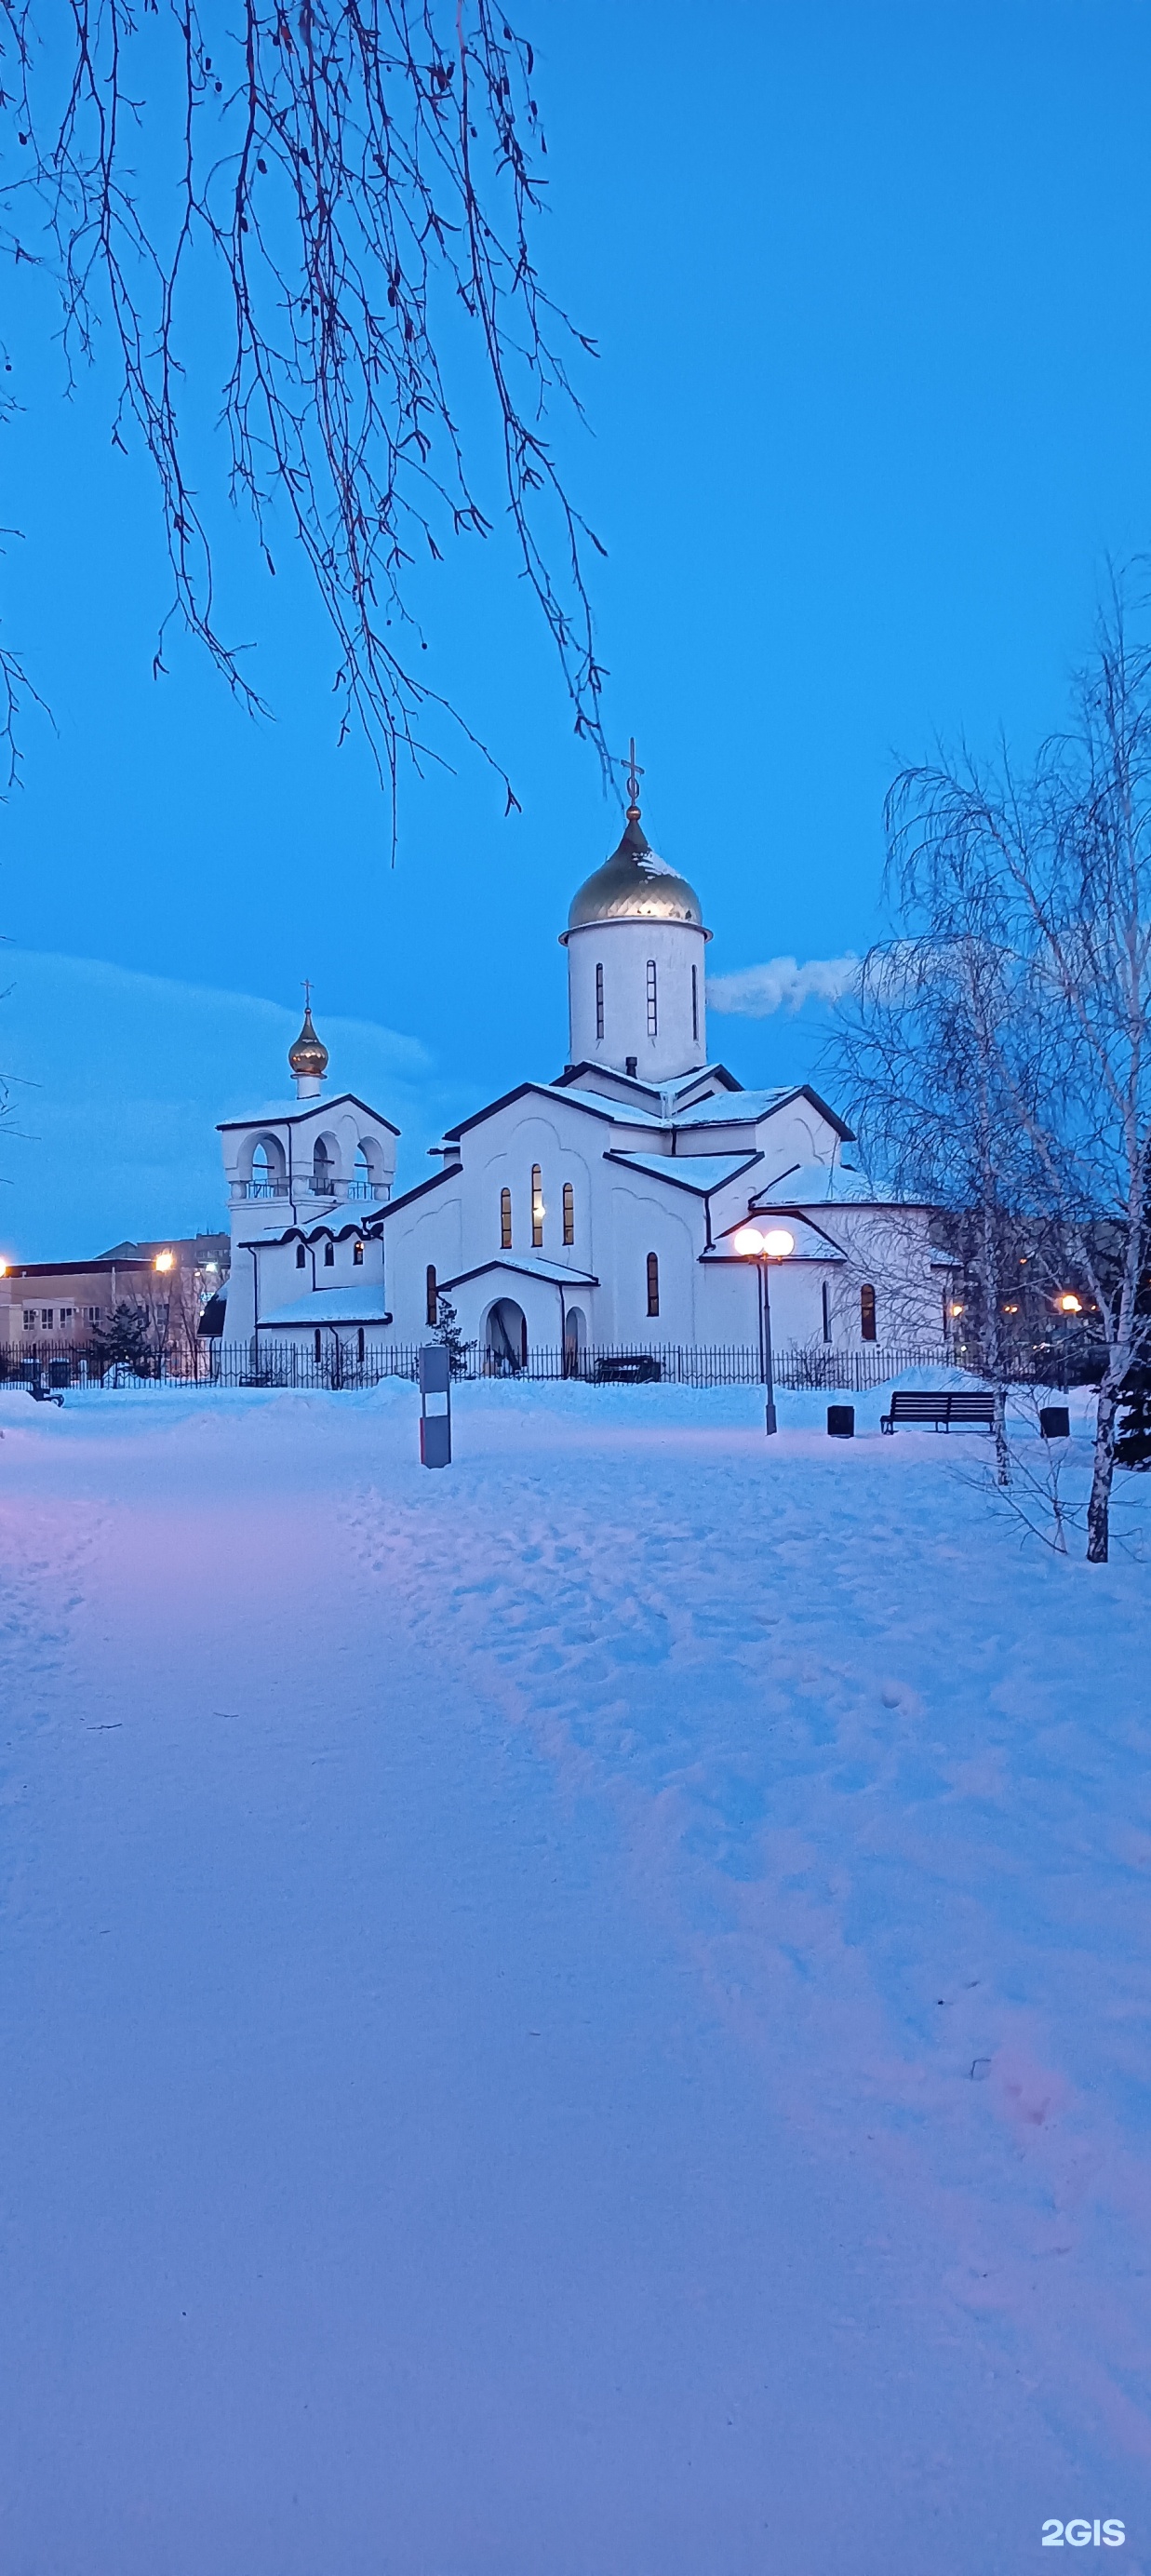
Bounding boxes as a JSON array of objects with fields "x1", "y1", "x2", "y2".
[
  {"x1": 312, "y1": 1138, "x2": 335, "y2": 1196},
  {"x1": 501, "y1": 1186, "x2": 513, "y2": 1250},
  {"x1": 646, "y1": 959, "x2": 658, "y2": 1038},
  {"x1": 531, "y1": 1165, "x2": 543, "y2": 1249},
  {"x1": 562, "y1": 1181, "x2": 574, "y2": 1245},
  {"x1": 595, "y1": 961, "x2": 605, "y2": 1041},
  {"x1": 356, "y1": 1326, "x2": 365, "y2": 1362},
  {"x1": 353, "y1": 1239, "x2": 364, "y2": 1267},
  {"x1": 296, "y1": 1241, "x2": 306, "y2": 1269},
  {"x1": 426, "y1": 1264, "x2": 438, "y2": 1327},
  {"x1": 860, "y1": 1282, "x2": 877, "y2": 1342},
  {"x1": 314, "y1": 1327, "x2": 322, "y2": 1362},
  {"x1": 250, "y1": 1135, "x2": 287, "y2": 1197},
  {"x1": 647, "y1": 1252, "x2": 660, "y2": 1317},
  {"x1": 691, "y1": 961, "x2": 699, "y2": 1042},
  {"x1": 821, "y1": 1280, "x2": 832, "y2": 1344},
  {"x1": 324, "y1": 1240, "x2": 334, "y2": 1268}
]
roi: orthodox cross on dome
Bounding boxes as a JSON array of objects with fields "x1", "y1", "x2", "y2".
[{"x1": 624, "y1": 736, "x2": 644, "y2": 819}]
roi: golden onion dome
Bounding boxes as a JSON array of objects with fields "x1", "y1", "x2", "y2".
[
  {"x1": 563, "y1": 806, "x2": 709, "y2": 940},
  {"x1": 288, "y1": 1000, "x2": 328, "y2": 1081}
]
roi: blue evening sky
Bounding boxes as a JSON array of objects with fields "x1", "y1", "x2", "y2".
[{"x1": 3, "y1": 0, "x2": 1151, "y2": 1254}]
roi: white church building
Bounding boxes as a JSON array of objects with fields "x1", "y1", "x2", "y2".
[{"x1": 219, "y1": 790, "x2": 942, "y2": 1368}]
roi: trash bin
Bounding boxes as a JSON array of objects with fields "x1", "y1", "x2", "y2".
[
  {"x1": 827, "y1": 1404, "x2": 855, "y2": 1439},
  {"x1": 1039, "y1": 1405, "x2": 1070, "y2": 1441}
]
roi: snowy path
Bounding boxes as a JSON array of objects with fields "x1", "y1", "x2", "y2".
[{"x1": 0, "y1": 1381, "x2": 1148, "y2": 2573}]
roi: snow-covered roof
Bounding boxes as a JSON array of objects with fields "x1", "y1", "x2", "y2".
[
  {"x1": 676, "y1": 1083, "x2": 852, "y2": 1138},
  {"x1": 754, "y1": 1159, "x2": 876, "y2": 1207},
  {"x1": 439, "y1": 1254, "x2": 599, "y2": 1293},
  {"x1": 218, "y1": 1093, "x2": 398, "y2": 1134},
  {"x1": 674, "y1": 1087, "x2": 795, "y2": 1127},
  {"x1": 604, "y1": 1150, "x2": 763, "y2": 1195},
  {"x1": 539, "y1": 1086, "x2": 665, "y2": 1129},
  {"x1": 442, "y1": 1079, "x2": 662, "y2": 1143},
  {"x1": 704, "y1": 1210, "x2": 848, "y2": 1263},
  {"x1": 258, "y1": 1284, "x2": 393, "y2": 1328}
]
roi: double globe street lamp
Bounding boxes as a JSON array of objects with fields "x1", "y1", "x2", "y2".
[{"x1": 733, "y1": 1225, "x2": 796, "y2": 1434}]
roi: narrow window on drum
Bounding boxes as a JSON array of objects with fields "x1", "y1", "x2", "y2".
[
  {"x1": 595, "y1": 961, "x2": 605, "y2": 1041},
  {"x1": 531, "y1": 1165, "x2": 544, "y2": 1249},
  {"x1": 691, "y1": 961, "x2": 698, "y2": 1041},
  {"x1": 426, "y1": 1264, "x2": 437, "y2": 1327},
  {"x1": 647, "y1": 1252, "x2": 660, "y2": 1317},
  {"x1": 562, "y1": 1182, "x2": 574, "y2": 1246},
  {"x1": 646, "y1": 959, "x2": 658, "y2": 1038}
]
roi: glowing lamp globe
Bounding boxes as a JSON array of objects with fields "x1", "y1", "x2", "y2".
[
  {"x1": 762, "y1": 1228, "x2": 796, "y2": 1259},
  {"x1": 1058, "y1": 1293, "x2": 1081, "y2": 1315},
  {"x1": 154, "y1": 1250, "x2": 176, "y2": 1273},
  {"x1": 733, "y1": 1227, "x2": 766, "y2": 1257}
]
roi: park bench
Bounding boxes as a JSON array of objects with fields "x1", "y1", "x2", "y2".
[
  {"x1": 880, "y1": 1389, "x2": 995, "y2": 1436},
  {"x1": 594, "y1": 1352, "x2": 662, "y2": 1385}
]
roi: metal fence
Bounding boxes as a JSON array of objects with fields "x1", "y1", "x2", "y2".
[{"x1": 0, "y1": 1337, "x2": 957, "y2": 1394}]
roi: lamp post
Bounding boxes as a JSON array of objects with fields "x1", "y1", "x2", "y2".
[{"x1": 734, "y1": 1225, "x2": 795, "y2": 1434}]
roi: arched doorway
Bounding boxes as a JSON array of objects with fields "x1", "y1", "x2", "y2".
[
  {"x1": 486, "y1": 1298, "x2": 528, "y2": 1373},
  {"x1": 563, "y1": 1305, "x2": 586, "y2": 1378}
]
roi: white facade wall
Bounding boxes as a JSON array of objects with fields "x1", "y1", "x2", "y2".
[{"x1": 566, "y1": 918, "x2": 709, "y2": 1082}]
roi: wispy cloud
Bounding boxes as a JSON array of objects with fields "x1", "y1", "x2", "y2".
[{"x1": 707, "y1": 954, "x2": 860, "y2": 1017}]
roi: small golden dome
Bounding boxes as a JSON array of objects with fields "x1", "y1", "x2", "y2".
[{"x1": 288, "y1": 1000, "x2": 328, "y2": 1081}]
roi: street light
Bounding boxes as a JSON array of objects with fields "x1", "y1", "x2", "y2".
[
  {"x1": 1057, "y1": 1293, "x2": 1081, "y2": 1314},
  {"x1": 734, "y1": 1224, "x2": 795, "y2": 1434}
]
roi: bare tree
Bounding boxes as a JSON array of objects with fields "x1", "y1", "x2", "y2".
[
  {"x1": 0, "y1": 0, "x2": 607, "y2": 813},
  {"x1": 838, "y1": 576, "x2": 1151, "y2": 1562},
  {"x1": 831, "y1": 918, "x2": 1034, "y2": 1488}
]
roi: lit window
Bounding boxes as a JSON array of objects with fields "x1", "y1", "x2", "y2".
[
  {"x1": 531, "y1": 1165, "x2": 543, "y2": 1249},
  {"x1": 647, "y1": 1252, "x2": 660, "y2": 1317},
  {"x1": 821, "y1": 1281, "x2": 831, "y2": 1345},
  {"x1": 860, "y1": 1282, "x2": 877, "y2": 1342},
  {"x1": 324, "y1": 1240, "x2": 334, "y2": 1268},
  {"x1": 501, "y1": 1186, "x2": 512, "y2": 1250},
  {"x1": 353, "y1": 1240, "x2": 364, "y2": 1267},
  {"x1": 562, "y1": 1182, "x2": 574, "y2": 1246},
  {"x1": 596, "y1": 961, "x2": 604, "y2": 1041},
  {"x1": 691, "y1": 961, "x2": 698, "y2": 1042},
  {"x1": 646, "y1": 959, "x2": 658, "y2": 1039},
  {"x1": 296, "y1": 1242, "x2": 306, "y2": 1269},
  {"x1": 426, "y1": 1264, "x2": 437, "y2": 1327}
]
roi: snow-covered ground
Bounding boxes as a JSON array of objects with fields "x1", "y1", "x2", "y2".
[{"x1": 1, "y1": 1378, "x2": 1148, "y2": 2573}]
